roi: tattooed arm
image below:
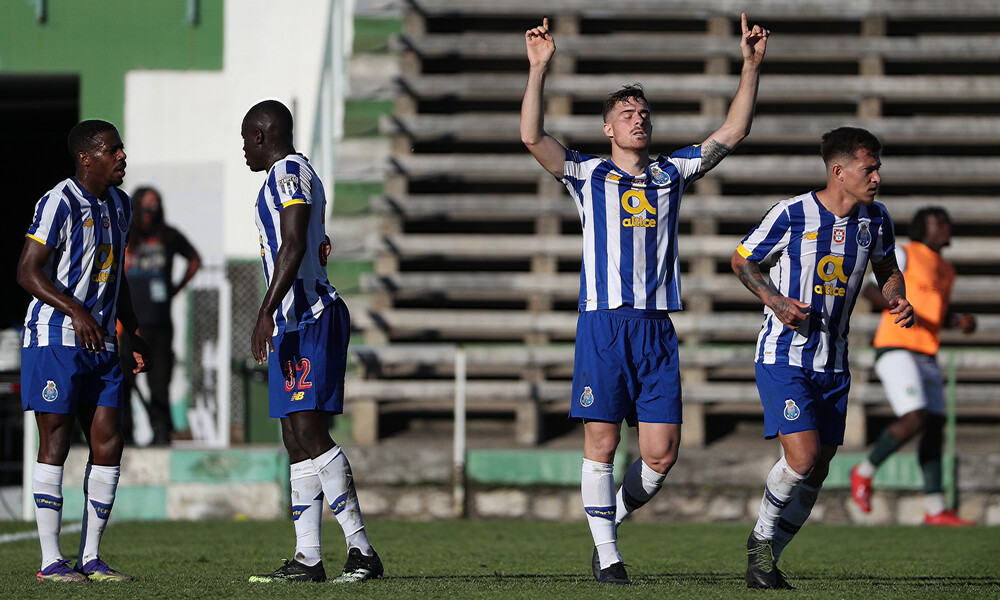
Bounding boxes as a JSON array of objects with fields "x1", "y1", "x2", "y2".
[
  {"x1": 872, "y1": 254, "x2": 915, "y2": 327},
  {"x1": 698, "y1": 13, "x2": 769, "y2": 176},
  {"x1": 731, "y1": 250, "x2": 811, "y2": 330}
]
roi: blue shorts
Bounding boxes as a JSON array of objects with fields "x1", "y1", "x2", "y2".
[
  {"x1": 268, "y1": 298, "x2": 349, "y2": 418},
  {"x1": 755, "y1": 362, "x2": 851, "y2": 445},
  {"x1": 569, "y1": 308, "x2": 682, "y2": 425},
  {"x1": 21, "y1": 346, "x2": 123, "y2": 413}
]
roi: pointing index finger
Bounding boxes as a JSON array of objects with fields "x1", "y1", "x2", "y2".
[
  {"x1": 543, "y1": 16, "x2": 549, "y2": 31},
  {"x1": 741, "y1": 12, "x2": 748, "y2": 35}
]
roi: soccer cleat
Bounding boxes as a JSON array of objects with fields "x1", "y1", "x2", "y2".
[
  {"x1": 850, "y1": 465, "x2": 872, "y2": 513},
  {"x1": 331, "y1": 547, "x2": 383, "y2": 583},
  {"x1": 595, "y1": 561, "x2": 630, "y2": 585},
  {"x1": 924, "y1": 509, "x2": 975, "y2": 527},
  {"x1": 37, "y1": 559, "x2": 88, "y2": 583},
  {"x1": 248, "y1": 558, "x2": 326, "y2": 583},
  {"x1": 745, "y1": 534, "x2": 779, "y2": 589},
  {"x1": 774, "y1": 566, "x2": 796, "y2": 590},
  {"x1": 76, "y1": 558, "x2": 134, "y2": 582}
]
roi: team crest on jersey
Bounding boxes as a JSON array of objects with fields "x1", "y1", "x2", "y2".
[
  {"x1": 117, "y1": 207, "x2": 127, "y2": 231},
  {"x1": 579, "y1": 386, "x2": 595, "y2": 407},
  {"x1": 649, "y1": 164, "x2": 668, "y2": 185},
  {"x1": 783, "y1": 399, "x2": 800, "y2": 421},
  {"x1": 102, "y1": 216, "x2": 111, "y2": 229},
  {"x1": 42, "y1": 380, "x2": 59, "y2": 402},
  {"x1": 856, "y1": 220, "x2": 872, "y2": 248},
  {"x1": 833, "y1": 228, "x2": 845, "y2": 244},
  {"x1": 278, "y1": 174, "x2": 300, "y2": 197}
]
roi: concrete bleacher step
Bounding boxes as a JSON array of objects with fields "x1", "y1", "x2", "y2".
[
  {"x1": 391, "y1": 74, "x2": 1000, "y2": 103},
  {"x1": 403, "y1": 0, "x2": 1000, "y2": 19},
  {"x1": 371, "y1": 194, "x2": 1000, "y2": 224},
  {"x1": 364, "y1": 233, "x2": 1000, "y2": 265},
  {"x1": 395, "y1": 33, "x2": 1000, "y2": 62},
  {"x1": 381, "y1": 114, "x2": 1000, "y2": 145},
  {"x1": 361, "y1": 272, "x2": 1000, "y2": 305}
]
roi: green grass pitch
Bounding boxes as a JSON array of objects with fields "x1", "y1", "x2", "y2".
[{"x1": 1, "y1": 519, "x2": 998, "y2": 599}]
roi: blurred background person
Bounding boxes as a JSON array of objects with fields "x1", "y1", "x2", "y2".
[
  {"x1": 119, "y1": 186, "x2": 201, "y2": 446},
  {"x1": 851, "y1": 207, "x2": 977, "y2": 525}
]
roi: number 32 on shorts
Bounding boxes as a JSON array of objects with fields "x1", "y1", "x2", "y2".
[{"x1": 283, "y1": 358, "x2": 313, "y2": 394}]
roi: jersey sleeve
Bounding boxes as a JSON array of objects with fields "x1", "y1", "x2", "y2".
[
  {"x1": 560, "y1": 149, "x2": 599, "y2": 184},
  {"x1": 870, "y1": 204, "x2": 897, "y2": 263},
  {"x1": 736, "y1": 202, "x2": 791, "y2": 263},
  {"x1": 665, "y1": 145, "x2": 704, "y2": 184},
  {"x1": 270, "y1": 160, "x2": 312, "y2": 211},
  {"x1": 25, "y1": 194, "x2": 70, "y2": 249}
]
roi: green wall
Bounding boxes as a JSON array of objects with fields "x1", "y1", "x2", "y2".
[{"x1": 0, "y1": 0, "x2": 224, "y2": 131}]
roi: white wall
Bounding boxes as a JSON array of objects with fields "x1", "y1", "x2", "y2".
[{"x1": 124, "y1": 0, "x2": 331, "y2": 263}]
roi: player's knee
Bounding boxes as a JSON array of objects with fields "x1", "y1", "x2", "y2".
[{"x1": 643, "y1": 451, "x2": 677, "y2": 474}]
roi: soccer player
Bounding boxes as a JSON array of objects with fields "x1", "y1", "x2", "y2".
[
  {"x1": 522, "y1": 14, "x2": 770, "y2": 584},
  {"x1": 850, "y1": 207, "x2": 977, "y2": 525},
  {"x1": 18, "y1": 119, "x2": 150, "y2": 582},
  {"x1": 241, "y1": 100, "x2": 382, "y2": 584},
  {"x1": 732, "y1": 127, "x2": 914, "y2": 589}
]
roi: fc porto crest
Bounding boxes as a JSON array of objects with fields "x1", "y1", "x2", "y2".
[
  {"x1": 579, "y1": 386, "x2": 595, "y2": 407},
  {"x1": 856, "y1": 219, "x2": 872, "y2": 248},
  {"x1": 42, "y1": 380, "x2": 59, "y2": 402},
  {"x1": 649, "y1": 164, "x2": 669, "y2": 185},
  {"x1": 783, "y1": 399, "x2": 800, "y2": 421}
]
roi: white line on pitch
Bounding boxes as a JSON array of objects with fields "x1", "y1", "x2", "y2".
[{"x1": 0, "y1": 521, "x2": 83, "y2": 545}]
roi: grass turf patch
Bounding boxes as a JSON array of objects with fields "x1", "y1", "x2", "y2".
[{"x1": 1, "y1": 520, "x2": 997, "y2": 599}]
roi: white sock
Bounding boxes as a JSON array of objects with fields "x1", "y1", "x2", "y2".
[
  {"x1": 753, "y1": 456, "x2": 806, "y2": 541},
  {"x1": 925, "y1": 492, "x2": 947, "y2": 516},
  {"x1": 77, "y1": 464, "x2": 120, "y2": 567},
  {"x1": 772, "y1": 482, "x2": 820, "y2": 561},
  {"x1": 33, "y1": 462, "x2": 64, "y2": 569},
  {"x1": 615, "y1": 459, "x2": 665, "y2": 527},
  {"x1": 312, "y1": 446, "x2": 373, "y2": 555},
  {"x1": 290, "y1": 460, "x2": 324, "y2": 566},
  {"x1": 855, "y1": 459, "x2": 876, "y2": 479},
  {"x1": 582, "y1": 458, "x2": 621, "y2": 569}
]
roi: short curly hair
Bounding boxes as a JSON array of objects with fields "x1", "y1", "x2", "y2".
[{"x1": 602, "y1": 84, "x2": 648, "y2": 122}]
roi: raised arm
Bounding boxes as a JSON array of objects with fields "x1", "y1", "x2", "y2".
[
  {"x1": 698, "y1": 12, "x2": 770, "y2": 176},
  {"x1": 521, "y1": 17, "x2": 567, "y2": 178},
  {"x1": 731, "y1": 250, "x2": 811, "y2": 330},
  {"x1": 871, "y1": 254, "x2": 914, "y2": 327}
]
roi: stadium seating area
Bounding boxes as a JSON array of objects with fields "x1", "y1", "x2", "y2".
[{"x1": 343, "y1": 0, "x2": 1000, "y2": 447}]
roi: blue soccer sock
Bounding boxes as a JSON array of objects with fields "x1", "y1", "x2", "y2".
[
  {"x1": 312, "y1": 445, "x2": 373, "y2": 556},
  {"x1": 289, "y1": 459, "x2": 324, "y2": 566},
  {"x1": 581, "y1": 458, "x2": 621, "y2": 569},
  {"x1": 33, "y1": 462, "x2": 65, "y2": 570},
  {"x1": 614, "y1": 458, "x2": 666, "y2": 527},
  {"x1": 77, "y1": 464, "x2": 120, "y2": 567}
]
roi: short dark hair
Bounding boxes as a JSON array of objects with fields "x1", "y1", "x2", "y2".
[
  {"x1": 820, "y1": 127, "x2": 882, "y2": 166},
  {"x1": 602, "y1": 84, "x2": 648, "y2": 121},
  {"x1": 244, "y1": 99, "x2": 294, "y2": 135},
  {"x1": 67, "y1": 119, "x2": 117, "y2": 156},
  {"x1": 910, "y1": 206, "x2": 950, "y2": 243}
]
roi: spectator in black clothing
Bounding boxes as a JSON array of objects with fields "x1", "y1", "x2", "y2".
[{"x1": 119, "y1": 186, "x2": 201, "y2": 445}]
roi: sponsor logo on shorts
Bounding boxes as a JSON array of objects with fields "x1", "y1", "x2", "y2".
[
  {"x1": 291, "y1": 391, "x2": 305, "y2": 401},
  {"x1": 783, "y1": 399, "x2": 801, "y2": 421},
  {"x1": 579, "y1": 386, "x2": 594, "y2": 407},
  {"x1": 42, "y1": 380, "x2": 58, "y2": 402}
]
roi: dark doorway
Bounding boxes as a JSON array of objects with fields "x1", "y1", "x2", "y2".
[{"x1": 0, "y1": 75, "x2": 79, "y2": 329}]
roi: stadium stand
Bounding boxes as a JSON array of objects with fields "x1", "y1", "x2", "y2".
[{"x1": 344, "y1": 0, "x2": 1000, "y2": 446}]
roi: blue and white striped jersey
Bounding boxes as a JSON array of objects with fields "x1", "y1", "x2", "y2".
[
  {"x1": 561, "y1": 147, "x2": 702, "y2": 312},
  {"x1": 23, "y1": 178, "x2": 132, "y2": 350},
  {"x1": 736, "y1": 192, "x2": 896, "y2": 372},
  {"x1": 254, "y1": 153, "x2": 338, "y2": 335}
]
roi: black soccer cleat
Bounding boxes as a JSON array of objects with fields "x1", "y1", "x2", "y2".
[
  {"x1": 774, "y1": 566, "x2": 796, "y2": 590},
  {"x1": 591, "y1": 548, "x2": 630, "y2": 585},
  {"x1": 745, "y1": 534, "x2": 779, "y2": 589},
  {"x1": 248, "y1": 558, "x2": 326, "y2": 583},
  {"x1": 331, "y1": 547, "x2": 384, "y2": 583}
]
